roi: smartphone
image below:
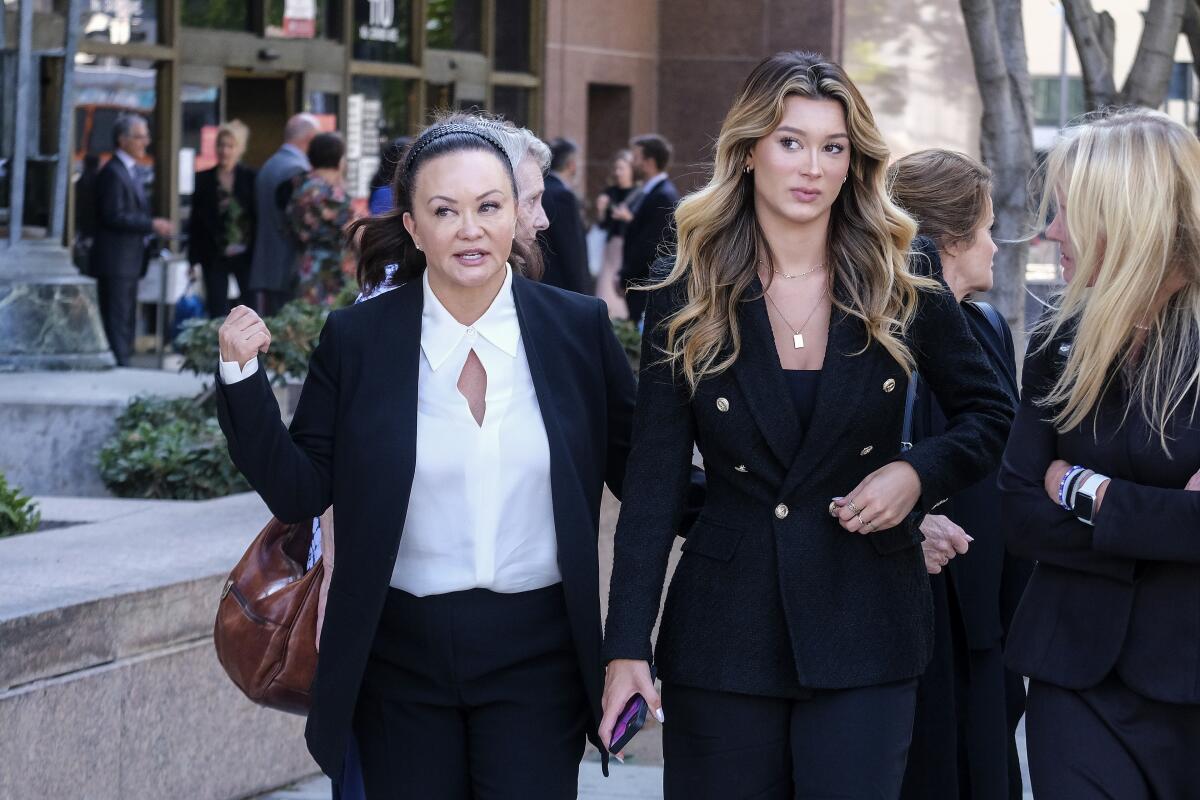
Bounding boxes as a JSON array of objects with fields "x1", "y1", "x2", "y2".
[{"x1": 608, "y1": 666, "x2": 657, "y2": 754}]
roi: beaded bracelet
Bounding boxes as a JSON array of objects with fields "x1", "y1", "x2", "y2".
[
  {"x1": 1065, "y1": 467, "x2": 1088, "y2": 510},
  {"x1": 1058, "y1": 465, "x2": 1086, "y2": 510}
]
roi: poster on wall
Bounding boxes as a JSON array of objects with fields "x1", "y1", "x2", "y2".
[
  {"x1": 282, "y1": 0, "x2": 317, "y2": 38},
  {"x1": 345, "y1": 93, "x2": 383, "y2": 215}
]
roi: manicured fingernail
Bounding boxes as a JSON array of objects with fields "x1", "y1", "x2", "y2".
[
  {"x1": 966, "y1": 535, "x2": 974, "y2": 542},
  {"x1": 655, "y1": 708, "x2": 665, "y2": 723},
  {"x1": 614, "y1": 753, "x2": 624, "y2": 764}
]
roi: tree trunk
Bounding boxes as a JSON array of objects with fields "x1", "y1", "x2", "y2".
[
  {"x1": 1120, "y1": 0, "x2": 1187, "y2": 107},
  {"x1": 1063, "y1": 0, "x2": 1118, "y2": 108},
  {"x1": 1181, "y1": 0, "x2": 1200, "y2": 133},
  {"x1": 960, "y1": 0, "x2": 1035, "y2": 344}
]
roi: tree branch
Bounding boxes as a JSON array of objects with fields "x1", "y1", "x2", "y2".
[
  {"x1": 1063, "y1": 0, "x2": 1119, "y2": 109},
  {"x1": 1120, "y1": 0, "x2": 1187, "y2": 107}
]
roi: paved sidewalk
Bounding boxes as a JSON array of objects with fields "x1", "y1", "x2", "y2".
[{"x1": 254, "y1": 759, "x2": 663, "y2": 799}]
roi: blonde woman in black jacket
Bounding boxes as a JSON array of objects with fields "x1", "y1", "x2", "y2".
[{"x1": 601, "y1": 51, "x2": 1013, "y2": 799}]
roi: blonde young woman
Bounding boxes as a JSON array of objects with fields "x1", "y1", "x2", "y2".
[
  {"x1": 600, "y1": 51, "x2": 1013, "y2": 798},
  {"x1": 999, "y1": 108, "x2": 1200, "y2": 799}
]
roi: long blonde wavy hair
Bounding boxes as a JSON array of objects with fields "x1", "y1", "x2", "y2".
[
  {"x1": 1034, "y1": 108, "x2": 1200, "y2": 452},
  {"x1": 656, "y1": 51, "x2": 932, "y2": 393}
]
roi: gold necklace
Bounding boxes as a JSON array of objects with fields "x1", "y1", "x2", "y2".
[
  {"x1": 762, "y1": 260, "x2": 824, "y2": 280},
  {"x1": 763, "y1": 286, "x2": 828, "y2": 349}
]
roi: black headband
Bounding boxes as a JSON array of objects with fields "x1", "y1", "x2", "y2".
[{"x1": 403, "y1": 123, "x2": 509, "y2": 176}]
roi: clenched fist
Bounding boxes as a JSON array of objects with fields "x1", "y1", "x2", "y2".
[{"x1": 219, "y1": 305, "x2": 272, "y2": 369}]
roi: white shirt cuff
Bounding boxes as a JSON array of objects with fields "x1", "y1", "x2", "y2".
[{"x1": 218, "y1": 357, "x2": 259, "y2": 385}]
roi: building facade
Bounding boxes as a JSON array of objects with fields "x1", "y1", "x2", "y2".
[{"x1": 2, "y1": 0, "x2": 845, "y2": 244}]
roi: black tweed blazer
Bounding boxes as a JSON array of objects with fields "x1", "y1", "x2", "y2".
[{"x1": 603, "y1": 255, "x2": 1014, "y2": 695}]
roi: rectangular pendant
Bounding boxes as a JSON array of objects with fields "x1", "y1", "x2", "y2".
[{"x1": 793, "y1": 333, "x2": 805, "y2": 349}]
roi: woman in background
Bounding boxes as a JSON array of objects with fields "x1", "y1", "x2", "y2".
[
  {"x1": 188, "y1": 120, "x2": 256, "y2": 317},
  {"x1": 368, "y1": 136, "x2": 411, "y2": 215},
  {"x1": 594, "y1": 150, "x2": 636, "y2": 317},
  {"x1": 999, "y1": 108, "x2": 1200, "y2": 799},
  {"x1": 889, "y1": 149, "x2": 1028, "y2": 800},
  {"x1": 289, "y1": 132, "x2": 356, "y2": 306}
]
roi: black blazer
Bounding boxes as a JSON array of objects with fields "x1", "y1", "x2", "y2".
[
  {"x1": 186, "y1": 164, "x2": 256, "y2": 269},
  {"x1": 620, "y1": 177, "x2": 679, "y2": 287},
  {"x1": 216, "y1": 277, "x2": 637, "y2": 779},
  {"x1": 603, "y1": 257, "x2": 1015, "y2": 695},
  {"x1": 910, "y1": 242, "x2": 1025, "y2": 649},
  {"x1": 999, "y1": 322, "x2": 1200, "y2": 704},
  {"x1": 92, "y1": 156, "x2": 154, "y2": 279},
  {"x1": 538, "y1": 173, "x2": 591, "y2": 294}
]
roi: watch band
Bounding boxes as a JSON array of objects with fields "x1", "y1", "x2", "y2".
[{"x1": 1073, "y1": 473, "x2": 1109, "y2": 526}]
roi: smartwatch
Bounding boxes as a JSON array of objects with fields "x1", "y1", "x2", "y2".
[{"x1": 1072, "y1": 473, "x2": 1108, "y2": 526}]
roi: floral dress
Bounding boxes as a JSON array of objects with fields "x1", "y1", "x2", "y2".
[{"x1": 288, "y1": 175, "x2": 354, "y2": 307}]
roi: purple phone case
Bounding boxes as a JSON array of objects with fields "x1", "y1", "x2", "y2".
[{"x1": 609, "y1": 694, "x2": 649, "y2": 753}]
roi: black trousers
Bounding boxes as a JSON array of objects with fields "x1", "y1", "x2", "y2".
[
  {"x1": 902, "y1": 573, "x2": 1024, "y2": 800},
  {"x1": 1026, "y1": 675, "x2": 1200, "y2": 800},
  {"x1": 662, "y1": 678, "x2": 918, "y2": 800},
  {"x1": 97, "y1": 274, "x2": 139, "y2": 366},
  {"x1": 252, "y1": 288, "x2": 290, "y2": 317},
  {"x1": 353, "y1": 584, "x2": 590, "y2": 799},
  {"x1": 201, "y1": 253, "x2": 251, "y2": 318}
]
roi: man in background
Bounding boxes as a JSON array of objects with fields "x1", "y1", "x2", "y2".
[
  {"x1": 616, "y1": 133, "x2": 679, "y2": 323},
  {"x1": 247, "y1": 113, "x2": 318, "y2": 316},
  {"x1": 537, "y1": 137, "x2": 590, "y2": 294},
  {"x1": 92, "y1": 113, "x2": 174, "y2": 366}
]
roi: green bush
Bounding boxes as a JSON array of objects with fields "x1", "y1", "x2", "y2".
[
  {"x1": 99, "y1": 395, "x2": 250, "y2": 500},
  {"x1": 0, "y1": 473, "x2": 41, "y2": 537},
  {"x1": 176, "y1": 282, "x2": 360, "y2": 386},
  {"x1": 610, "y1": 318, "x2": 642, "y2": 371}
]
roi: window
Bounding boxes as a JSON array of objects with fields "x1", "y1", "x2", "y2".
[
  {"x1": 425, "y1": 0, "x2": 482, "y2": 52},
  {"x1": 354, "y1": 0, "x2": 414, "y2": 63},
  {"x1": 79, "y1": 0, "x2": 160, "y2": 45},
  {"x1": 348, "y1": 76, "x2": 415, "y2": 209},
  {"x1": 181, "y1": 0, "x2": 251, "y2": 31},
  {"x1": 1031, "y1": 76, "x2": 1086, "y2": 127},
  {"x1": 491, "y1": 85, "x2": 532, "y2": 129},
  {"x1": 492, "y1": 0, "x2": 532, "y2": 73},
  {"x1": 265, "y1": 0, "x2": 341, "y2": 40},
  {"x1": 1169, "y1": 62, "x2": 1193, "y2": 101}
]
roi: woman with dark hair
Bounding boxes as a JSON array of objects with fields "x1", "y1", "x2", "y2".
[
  {"x1": 214, "y1": 120, "x2": 654, "y2": 796},
  {"x1": 187, "y1": 120, "x2": 256, "y2": 316},
  {"x1": 368, "y1": 135, "x2": 411, "y2": 215},
  {"x1": 289, "y1": 132, "x2": 356, "y2": 306},
  {"x1": 889, "y1": 149, "x2": 1028, "y2": 800},
  {"x1": 600, "y1": 51, "x2": 1013, "y2": 798}
]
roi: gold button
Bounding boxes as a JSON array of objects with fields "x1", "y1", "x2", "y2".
[
  {"x1": 860, "y1": 445, "x2": 873, "y2": 456},
  {"x1": 716, "y1": 397, "x2": 730, "y2": 412},
  {"x1": 883, "y1": 378, "x2": 897, "y2": 393},
  {"x1": 775, "y1": 504, "x2": 789, "y2": 519},
  {"x1": 734, "y1": 464, "x2": 748, "y2": 473}
]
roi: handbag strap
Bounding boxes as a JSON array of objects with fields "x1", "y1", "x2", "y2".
[
  {"x1": 972, "y1": 300, "x2": 1006, "y2": 341},
  {"x1": 901, "y1": 372, "x2": 919, "y2": 452}
]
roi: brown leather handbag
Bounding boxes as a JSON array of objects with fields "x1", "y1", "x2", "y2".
[{"x1": 213, "y1": 516, "x2": 322, "y2": 715}]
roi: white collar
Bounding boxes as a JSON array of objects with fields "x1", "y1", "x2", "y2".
[
  {"x1": 115, "y1": 149, "x2": 138, "y2": 173},
  {"x1": 642, "y1": 172, "x2": 668, "y2": 194},
  {"x1": 421, "y1": 265, "x2": 520, "y2": 371}
]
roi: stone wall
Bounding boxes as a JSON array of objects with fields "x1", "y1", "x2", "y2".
[{"x1": 0, "y1": 493, "x2": 318, "y2": 800}]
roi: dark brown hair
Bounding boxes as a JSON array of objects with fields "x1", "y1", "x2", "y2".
[
  {"x1": 349, "y1": 121, "x2": 541, "y2": 293},
  {"x1": 887, "y1": 149, "x2": 992, "y2": 252},
  {"x1": 632, "y1": 134, "x2": 672, "y2": 171}
]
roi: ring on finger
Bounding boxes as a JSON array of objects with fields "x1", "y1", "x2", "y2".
[
  {"x1": 855, "y1": 513, "x2": 865, "y2": 528},
  {"x1": 847, "y1": 500, "x2": 861, "y2": 515}
]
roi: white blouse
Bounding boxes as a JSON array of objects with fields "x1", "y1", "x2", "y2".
[
  {"x1": 219, "y1": 266, "x2": 561, "y2": 597},
  {"x1": 391, "y1": 266, "x2": 559, "y2": 595}
]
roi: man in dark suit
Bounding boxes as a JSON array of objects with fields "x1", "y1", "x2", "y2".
[
  {"x1": 92, "y1": 113, "x2": 173, "y2": 366},
  {"x1": 537, "y1": 138, "x2": 590, "y2": 294},
  {"x1": 616, "y1": 134, "x2": 680, "y2": 323}
]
